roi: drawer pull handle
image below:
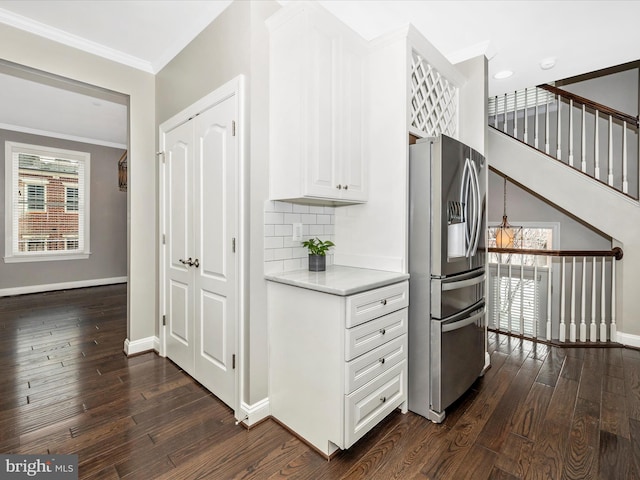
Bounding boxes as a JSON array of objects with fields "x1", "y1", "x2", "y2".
[
  {"x1": 379, "y1": 357, "x2": 385, "y2": 364},
  {"x1": 379, "y1": 328, "x2": 386, "y2": 335},
  {"x1": 380, "y1": 396, "x2": 387, "y2": 403},
  {"x1": 381, "y1": 299, "x2": 387, "y2": 306}
]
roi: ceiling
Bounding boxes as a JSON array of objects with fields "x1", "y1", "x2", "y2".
[{"x1": 0, "y1": 0, "x2": 639, "y2": 147}]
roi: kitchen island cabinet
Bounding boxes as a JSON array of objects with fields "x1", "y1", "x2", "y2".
[{"x1": 267, "y1": 267, "x2": 408, "y2": 456}]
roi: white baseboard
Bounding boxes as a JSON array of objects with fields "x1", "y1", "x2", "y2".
[
  {"x1": 617, "y1": 331, "x2": 640, "y2": 349},
  {"x1": 239, "y1": 397, "x2": 270, "y2": 427},
  {"x1": 0, "y1": 276, "x2": 127, "y2": 297},
  {"x1": 124, "y1": 336, "x2": 157, "y2": 356}
]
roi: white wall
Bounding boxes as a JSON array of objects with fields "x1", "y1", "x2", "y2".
[{"x1": 0, "y1": 22, "x2": 156, "y2": 344}]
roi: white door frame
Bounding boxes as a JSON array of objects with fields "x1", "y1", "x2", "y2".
[{"x1": 158, "y1": 75, "x2": 246, "y2": 419}]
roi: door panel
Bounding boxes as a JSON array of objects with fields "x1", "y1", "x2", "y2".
[
  {"x1": 193, "y1": 96, "x2": 237, "y2": 409},
  {"x1": 200, "y1": 291, "x2": 226, "y2": 368},
  {"x1": 164, "y1": 121, "x2": 194, "y2": 375}
]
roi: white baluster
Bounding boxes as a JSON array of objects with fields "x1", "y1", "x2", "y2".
[
  {"x1": 545, "y1": 95, "x2": 550, "y2": 154},
  {"x1": 557, "y1": 96, "x2": 562, "y2": 160},
  {"x1": 524, "y1": 88, "x2": 528, "y2": 144},
  {"x1": 581, "y1": 104, "x2": 587, "y2": 172},
  {"x1": 494, "y1": 96, "x2": 498, "y2": 128},
  {"x1": 569, "y1": 257, "x2": 576, "y2": 342},
  {"x1": 568, "y1": 99, "x2": 574, "y2": 167},
  {"x1": 534, "y1": 89, "x2": 540, "y2": 149},
  {"x1": 496, "y1": 260, "x2": 501, "y2": 329},
  {"x1": 594, "y1": 110, "x2": 600, "y2": 179},
  {"x1": 514, "y1": 90, "x2": 518, "y2": 138},
  {"x1": 559, "y1": 257, "x2": 566, "y2": 342},
  {"x1": 600, "y1": 256, "x2": 607, "y2": 341},
  {"x1": 623, "y1": 122, "x2": 628, "y2": 194},
  {"x1": 534, "y1": 263, "x2": 538, "y2": 339},
  {"x1": 608, "y1": 115, "x2": 614, "y2": 186},
  {"x1": 520, "y1": 256, "x2": 524, "y2": 334},
  {"x1": 590, "y1": 257, "x2": 597, "y2": 341},
  {"x1": 508, "y1": 261, "x2": 512, "y2": 332},
  {"x1": 611, "y1": 258, "x2": 617, "y2": 342},
  {"x1": 503, "y1": 93, "x2": 508, "y2": 133},
  {"x1": 546, "y1": 256, "x2": 552, "y2": 341},
  {"x1": 580, "y1": 257, "x2": 586, "y2": 342}
]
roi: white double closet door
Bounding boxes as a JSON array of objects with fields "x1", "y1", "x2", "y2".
[{"x1": 162, "y1": 90, "x2": 237, "y2": 410}]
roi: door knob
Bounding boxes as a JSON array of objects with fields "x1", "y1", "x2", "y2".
[{"x1": 179, "y1": 258, "x2": 191, "y2": 265}]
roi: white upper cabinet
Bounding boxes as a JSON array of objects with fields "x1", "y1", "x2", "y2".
[{"x1": 267, "y1": 1, "x2": 368, "y2": 204}]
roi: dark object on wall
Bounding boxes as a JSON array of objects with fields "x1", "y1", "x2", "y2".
[{"x1": 118, "y1": 151, "x2": 127, "y2": 192}]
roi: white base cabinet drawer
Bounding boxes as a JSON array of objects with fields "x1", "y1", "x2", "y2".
[
  {"x1": 345, "y1": 308, "x2": 407, "y2": 361},
  {"x1": 344, "y1": 361, "x2": 407, "y2": 449},
  {"x1": 345, "y1": 334, "x2": 407, "y2": 393},
  {"x1": 346, "y1": 281, "x2": 408, "y2": 328}
]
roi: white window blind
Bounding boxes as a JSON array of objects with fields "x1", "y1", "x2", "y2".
[
  {"x1": 4, "y1": 141, "x2": 90, "y2": 262},
  {"x1": 488, "y1": 265, "x2": 548, "y2": 336}
]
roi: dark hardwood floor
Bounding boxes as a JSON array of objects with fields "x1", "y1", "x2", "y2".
[{"x1": 1, "y1": 284, "x2": 640, "y2": 479}]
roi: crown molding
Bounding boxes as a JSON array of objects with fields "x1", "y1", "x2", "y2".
[
  {"x1": 0, "y1": 8, "x2": 154, "y2": 73},
  {"x1": 0, "y1": 123, "x2": 127, "y2": 150}
]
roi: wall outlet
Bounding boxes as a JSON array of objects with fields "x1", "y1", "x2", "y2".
[{"x1": 292, "y1": 223, "x2": 303, "y2": 242}]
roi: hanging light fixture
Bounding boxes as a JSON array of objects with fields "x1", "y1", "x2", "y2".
[{"x1": 495, "y1": 177, "x2": 520, "y2": 248}]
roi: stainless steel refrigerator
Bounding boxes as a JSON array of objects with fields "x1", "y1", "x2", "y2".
[{"x1": 408, "y1": 134, "x2": 487, "y2": 423}]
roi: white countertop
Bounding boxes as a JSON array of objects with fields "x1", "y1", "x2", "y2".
[{"x1": 265, "y1": 265, "x2": 409, "y2": 296}]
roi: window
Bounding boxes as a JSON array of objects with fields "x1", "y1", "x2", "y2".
[
  {"x1": 26, "y1": 184, "x2": 46, "y2": 211},
  {"x1": 4, "y1": 141, "x2": 90, "y2": 262},
  {"x1": 65, "y1": 186, "x2": 79, "y2": 212},
  {"x1": 487, "y1": 223, "x2": 558, "y2": 337}
]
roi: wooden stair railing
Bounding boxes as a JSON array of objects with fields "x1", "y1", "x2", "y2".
[
  {"x1": 487, "y1": 246, "x2": 623, "y2": 344},
  {"x1": 489, "y1": 84, "x2": 639, "y2": 199}
]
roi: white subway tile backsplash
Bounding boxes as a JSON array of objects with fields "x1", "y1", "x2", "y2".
[
  {"x1": 274, "y1": 201, "x2": 294, "y2": 213},
  {"x1": 283, "y1": 213, "x2": 302, "y2": 224},
  {"x1": 309, "y1": 224, "x2": 325, "y2": 236},
  {"x1": 264, "y1": 200, "x2": 335, "y2": 274},
  {"x1": 292, "y1": 204, "x2": 310, "y2": 213},
  {"x1": 283, "y1": 258, "x2": 305, "y2": 271},
  {"x1": 273, "y1": 248, "x2": 293, "y2": 260},
  {"x1": 264, "y1": 224, "x2": 275, "y2": 237},
  {"x1": 264, "y1": 236, "x2": 284, "y2": 249},
  {"x1": 265, "y1": 212, "x2": 284, "y2": 224},
  {"x1": 301, "y1": 214, "x2": 316, "y2": 224},
  {"x1": 274, "y1": 224, "x2": 293, "y2": 236},
  {"x1": 265, "y1": 261, "x2": 285, "y2": 274}
]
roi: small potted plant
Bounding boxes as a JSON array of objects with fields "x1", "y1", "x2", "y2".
[{"x1": 302, "y1": 237, "x2": 335, "y2": 272}]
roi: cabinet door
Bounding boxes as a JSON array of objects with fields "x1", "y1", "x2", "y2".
[
  {"x1": 338, "y1": 37, "x2": 368, "y2": 202},
  {"x1": 304, "y1": 16, "x2": 341, "y2": 200}
]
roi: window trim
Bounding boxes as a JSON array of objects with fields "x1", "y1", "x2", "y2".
[{"x1": 4, "y1": 141, "x2": 91, "y2": 263}]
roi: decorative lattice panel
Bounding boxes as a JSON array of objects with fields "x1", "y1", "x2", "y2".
[{"x1": 410, "y1": 52, "x2": 458, "y2": 138}]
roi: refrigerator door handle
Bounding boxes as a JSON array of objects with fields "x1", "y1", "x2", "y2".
[
  {"x1": 441, "y1": 273, "x2": 486, "y2": 291},
  {"x1": 441, "y1": 307, "x2": 486, "y2": 333},
  {"x1": 463, "y1": 158, "x2": 478, "y2": 258},
  {"x1": 461, "y1": 158, "x2": 471, "y2": 251},
  {"x1": 470, "y1": 160, "x2": 482, "y2": 256}
]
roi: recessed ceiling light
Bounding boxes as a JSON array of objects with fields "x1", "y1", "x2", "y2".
[
  {"x1": 540, "y1": 57, "x2": 556, "y2": 70},
  {"x1": 494, "y1": 70, "x2": 513, "y2": 80}
]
